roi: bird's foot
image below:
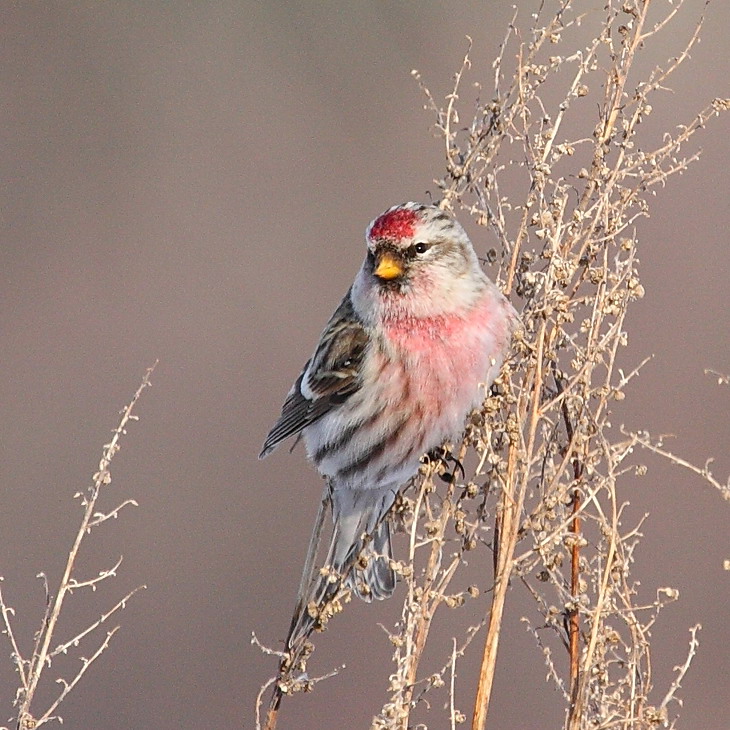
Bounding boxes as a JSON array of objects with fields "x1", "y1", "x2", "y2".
[{"x1": 423, "y1": 446, "x2": 465, "y2": 483}]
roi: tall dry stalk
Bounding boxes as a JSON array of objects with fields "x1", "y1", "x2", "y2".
[
  {"x1": 0, "y1": 364, "x2": 155, "y2": 729},
  {"x1": 256, "y1": 2, "x2": 728, "y2": 728}
]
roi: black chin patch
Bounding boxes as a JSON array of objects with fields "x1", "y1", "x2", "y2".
[{"x1": 377, "y1": 277, "x2": 406, "y2": 293}]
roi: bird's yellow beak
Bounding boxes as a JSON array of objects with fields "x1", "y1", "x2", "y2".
[{"x1": 374, "y1": 251, "x2": 404, "y2": 280}]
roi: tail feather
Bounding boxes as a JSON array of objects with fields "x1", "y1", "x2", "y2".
[
  {"x1": 349, "y1": 518, "x2": 395, "y2": 601},
  {"x1": 330, "y1": 484, "x2": 397, "y2": 601},
  {"x1": 286, "y1": 484, "x2": 397, "y2": 648}
]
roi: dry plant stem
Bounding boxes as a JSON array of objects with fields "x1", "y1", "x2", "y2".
[
  {"x1": 559, "y1": 385, "x2": 585, "y2": 703},
  {"x1": 568, "y1": 485, "x2": 620, "y2": 730},
  {"x1": 568, "y1": 489, "x2": 581, "y2": 697},
  {"x1": 577, "y1": 0, "x2": 651, "y2": 214},
  {"x1": 627, "y1": 429, "x2": 730, "y2": 501},
  {"x1": 470, "y1": 444, "x2": 518, "y2": 730},
  {"x1": 416, "y1": 0, "x2": 723, "y2": 722},
  {"x1": 449, "y1": 638, "x2": 459, "y2": 730},
  {"x1": 473, "y1": 319, "x2": 546, "y2": 730},
  {"x1": 263, "y1": 691, "x2": 280, "y2": 730},
  {"x1": 256, "y1": 637, "x2": 344, "y2": 730},
  {"x1": 11, "y1": 362, "x2": 156, "y2": 729},
  {"x1": 385, "y1": 441, "x2": 470, "y2": 730},
  {"x1": 255, "y1": 1, "x2": 728, "y2": 726},
  {"x1": 37, "y1": 627, "x2": 119, "y2": 725},
  {"x1": 256, "y1": 677, "x2": 277, "y2": 730},
  {"x1": 658, "y1": 624, "x2": 701, "y2": 712}
]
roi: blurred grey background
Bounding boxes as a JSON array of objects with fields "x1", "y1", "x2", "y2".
[{"x1": 1, "y1": 2, "x2": 727, "y2": 728}]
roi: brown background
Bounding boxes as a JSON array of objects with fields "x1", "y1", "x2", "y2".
[{"x1": 1, "y1": 2, "x2": 728, "y2": 728}]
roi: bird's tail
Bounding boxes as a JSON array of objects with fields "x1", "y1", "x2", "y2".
[
  {"x1": 329, "y1": 483, "x2": 397, "y2": 601},
  {"x1": 287, "y1": 484, "x2": 397, "y2": 648}
]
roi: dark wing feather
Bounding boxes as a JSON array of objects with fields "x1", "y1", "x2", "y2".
[{"x1": 259, "y1": 291, "x2": 368, "y2": 458}]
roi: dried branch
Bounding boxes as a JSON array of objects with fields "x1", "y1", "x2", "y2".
[
  {"x1": 49, "y1": 586, "x2": 146, "y2": 659},
  {"x1": 37, "y1": 627, "x2": 120, "y2": 726},
  {"x1": 626, "y1": 429, "x2": 730, "y2": 501},
  {"x1": 1, "y1": 363, "x2": 156, "y2": 729},
  {"x1": 389, "y1": 1, "x2": 725, "y2": 727},
  {"x1": 657, "y1": 624, "x2": 702, "y2": 716},
  {"x1": 255, "y1": 1, "x2": 727, "y2": 728}
]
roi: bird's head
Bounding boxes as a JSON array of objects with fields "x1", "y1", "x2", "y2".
[{"x1": 353, "y1": 202, "x2": 487, "y2": 321}]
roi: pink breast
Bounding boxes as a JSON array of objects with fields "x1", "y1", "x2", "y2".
[{"x1": 377, "y1": 294, "x2": 507, "y2": 444}]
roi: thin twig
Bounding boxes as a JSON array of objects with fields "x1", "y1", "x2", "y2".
[{"x1": 13, "y1": 361, "x2": 157, "y2": 727}]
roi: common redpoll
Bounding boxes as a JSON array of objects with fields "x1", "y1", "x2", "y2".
[{"x1": 260, "y1": 202, "x2": 517, "y2": 606}]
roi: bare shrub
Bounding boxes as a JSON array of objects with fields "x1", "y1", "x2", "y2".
[{"x1": 257, "y1": 2, "x2": 728, "y2": 728}]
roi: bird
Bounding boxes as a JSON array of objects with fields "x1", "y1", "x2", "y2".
[{"x1": 260, "y1": 202, "x2": 517, "y2": 615}]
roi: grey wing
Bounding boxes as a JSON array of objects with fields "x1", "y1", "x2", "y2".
[{"x1": 259, "y1": 291, "x2": 369, "y2": 459}]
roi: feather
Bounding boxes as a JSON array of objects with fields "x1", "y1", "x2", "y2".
[{"x1": 259, "y1": 290, "x2": 368, "y2": 458}]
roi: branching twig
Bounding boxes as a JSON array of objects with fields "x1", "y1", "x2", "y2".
[
  {"x1": 626, "y1": 429, "x2": 730, "y2": 501},
  {"x1": 255, "y1": 2, "x2": 727, "y2": 728},
  {"x1": 1, "y1": 362, "x2": 156, "y2": 729}
]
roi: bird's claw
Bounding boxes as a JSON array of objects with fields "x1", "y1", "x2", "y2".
[{"x1": 423, "y1": 447, "x2": 466, "y2": 482}]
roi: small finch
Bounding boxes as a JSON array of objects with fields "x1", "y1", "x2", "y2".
[{"x1": 260, "y1": 202, "x2": 517, "y2": 606}]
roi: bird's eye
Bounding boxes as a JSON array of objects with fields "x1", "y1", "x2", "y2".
[{"x1": 413, "y1": 242, "x2": 430, "y2": 255}]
